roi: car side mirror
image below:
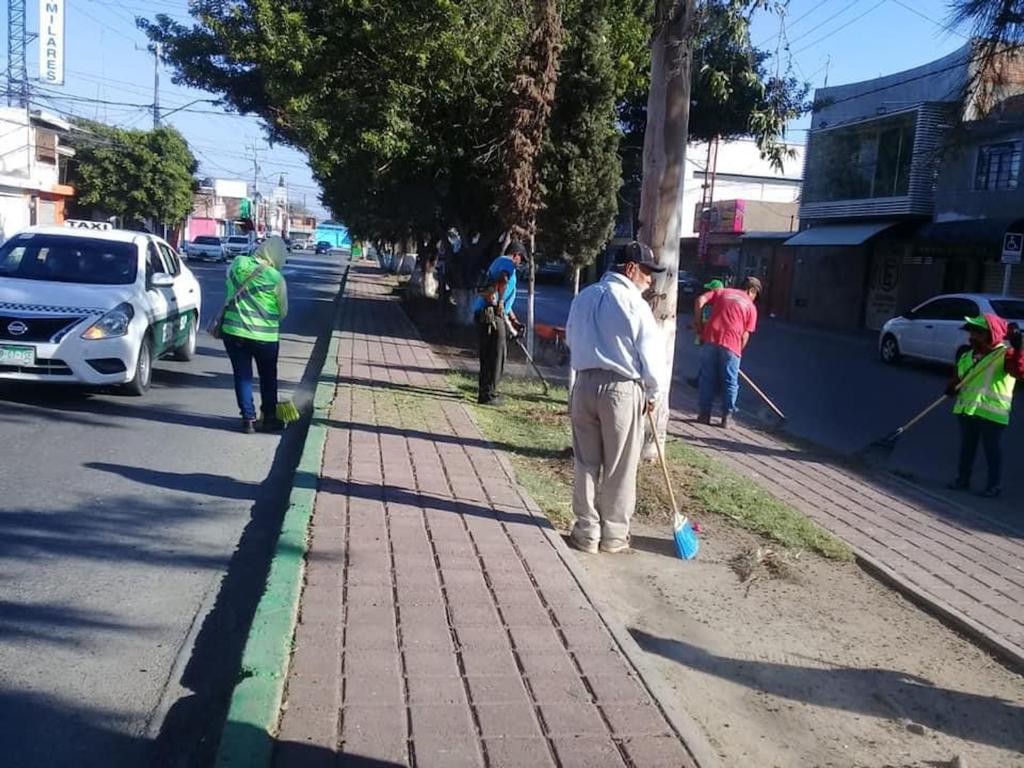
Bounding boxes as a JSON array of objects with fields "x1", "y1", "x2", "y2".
[
  {"x1": 902, "y1": 311, "x2": 914, "y2": 320},
  {"x1": 150, "y1": 273, "x2": 175, "y2": 288}
]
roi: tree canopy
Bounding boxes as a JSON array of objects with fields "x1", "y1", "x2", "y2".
[
  {"x1": 141, "y1": 0, "x2": 805, "y2": 246},
  {"x1": 67, "y1": 121, "x2": 197, "y2": 227}
]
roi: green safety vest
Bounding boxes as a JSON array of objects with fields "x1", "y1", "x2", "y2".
[
  {"x1": 222, "y1": 255, "x2": 284, "y2": 343},
  {"x1": 954, "y1": 346, "x2": 1016, "y2": 425}
]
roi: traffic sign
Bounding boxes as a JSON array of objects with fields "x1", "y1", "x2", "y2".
[{"x1": 1002, "y1": 232, "x2": 1022, "y2": 264}]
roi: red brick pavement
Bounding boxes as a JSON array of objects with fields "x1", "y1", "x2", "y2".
[
  {"x1": 273, "y1": 265, "x2": 699, "y2": 767},
  {"x1": 670, "y1": 395, "x2": 1024, "y2": 667}
]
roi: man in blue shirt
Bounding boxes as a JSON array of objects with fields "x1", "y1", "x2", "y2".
[{"x1": 473, "y1": 241, "x2": 526, "y2": 405}]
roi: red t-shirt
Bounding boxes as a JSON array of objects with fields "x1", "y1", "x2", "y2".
[{"x1": 700, "y1": 288, "x2": 758, "y2": 357}]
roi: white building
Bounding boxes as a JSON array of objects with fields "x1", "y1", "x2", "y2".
[
  {"x1": 681, "y1": 137, "x2": 804, "y2": 235},
  {"x1": 0, "y1": 107, "x2": 76, "y2": 243}
]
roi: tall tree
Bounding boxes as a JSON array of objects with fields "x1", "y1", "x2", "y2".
[
  {"x1": 67, "y1": 121, "x2": 197, "y2": 227},
  {"x1": 538, "y1": 0, "x2": 621, "y2": 293},
  {"x1": 638, "y1": 0, "x2": 804, "y2": 447}
]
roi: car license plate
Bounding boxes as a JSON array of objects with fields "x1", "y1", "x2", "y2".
[{"x1": 0, "y1": 344, "x2": 35, "y2": 366}]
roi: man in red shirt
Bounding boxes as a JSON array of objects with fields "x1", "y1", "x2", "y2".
[{"x1": 693, "y1": 276, "x2": 762, "y2": 427}]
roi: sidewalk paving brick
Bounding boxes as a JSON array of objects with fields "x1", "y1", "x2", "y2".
[
  {"x1": 274, "y1": 265, "x2": 699, "y2": 767},
  {"x1": 671, "y1": 390, "x2": 1024, "y2": 666}
]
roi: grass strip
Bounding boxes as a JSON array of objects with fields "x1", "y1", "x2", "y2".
[{"x1": 449, "y1": 371, "x2": 851, "y2": 561}]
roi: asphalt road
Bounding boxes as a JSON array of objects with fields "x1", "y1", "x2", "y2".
[
  {"x1": 0, "y1": 249, "x2": 347, "y2": 767},
  {"x1": 516, "y1": 282, "x2": 1023, "y2": 515}
]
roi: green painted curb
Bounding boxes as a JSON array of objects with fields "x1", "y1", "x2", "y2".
[{"x1": 214, "y1": 264, "x2": 349, "y2": 768}]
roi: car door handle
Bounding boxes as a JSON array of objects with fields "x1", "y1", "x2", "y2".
[{"x1": 924, "y1": 324, "x2": 933, "y2": 329}]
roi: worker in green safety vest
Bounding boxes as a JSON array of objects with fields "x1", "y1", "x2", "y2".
[
  {"x1": 222, "y1": 235, "x2": 289, "y2": 434},
  {"x1": 947, "y1": 313, "x2": 1024, "y2": 498}
]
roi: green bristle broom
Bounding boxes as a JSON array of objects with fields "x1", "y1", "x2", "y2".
[{"x1": 276, "y1": 400, "x2": 301, "y2": 425}]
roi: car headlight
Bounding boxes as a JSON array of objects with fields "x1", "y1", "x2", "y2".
[{"x1": 82, "y1": 302, "x2": 135, "y2": 340}]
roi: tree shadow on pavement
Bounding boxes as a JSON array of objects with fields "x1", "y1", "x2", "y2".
[
  {"x1": 631, "y1": 629, "x2": 1024, "y2": 753},
  {"x1": 321, "y1": 478, "x2": 549, "y2": 529},
  {"x1": 84, "y1": 463, "x2": 260, "y2": 501},
  {"x1": 317, "y1": 419, "x2": 568, "y2": 462}
]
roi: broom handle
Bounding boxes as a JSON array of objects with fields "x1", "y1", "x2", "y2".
[
  {"x1": 738, "y1": 369, "x2": 786, "y2": 419},
  {"x1": 647, "y1": 411, "x2": 681, "y2": 520},
  {"x1": 895, "y1": 347, "x2": 1006, "y2": 433}
]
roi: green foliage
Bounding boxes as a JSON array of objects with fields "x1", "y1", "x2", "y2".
[
  {"x1": 67, "y1": 121, "x2": 197, "y2": 226},
  {"x1": 538, "y1": 0, "x2": 621, "y2": 269}
]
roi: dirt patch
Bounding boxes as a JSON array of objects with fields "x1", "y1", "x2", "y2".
[
  {"x1": 401, "y1": 290, "x2": 1024, "y2": 768},
  {"x1": 576, "y1": 520, "x2": 1024, "y2": 768}
]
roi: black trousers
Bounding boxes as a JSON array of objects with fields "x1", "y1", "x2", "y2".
[
  {"x1": 956, "y1": 414, "x2": 1005, "y2": 490},
  {"x1": 476, "y1": 308, "x2": 506, "y2": 403}
]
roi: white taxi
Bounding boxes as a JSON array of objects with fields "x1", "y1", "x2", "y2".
[{"x1": 0, "y1": 225, "x2": 202, "y2": 395}]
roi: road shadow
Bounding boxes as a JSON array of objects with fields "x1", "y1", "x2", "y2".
[{"x1": 631, "y1": 629, "x2": 1024, "y2": 753}]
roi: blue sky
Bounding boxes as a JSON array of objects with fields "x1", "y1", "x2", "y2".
[{"x1": 15, "y1": 0, "x2": 972, "y2": 219}]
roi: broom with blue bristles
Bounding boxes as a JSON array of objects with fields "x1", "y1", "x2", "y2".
[{"x1": 647, "y1": 411, "x2": 700, "y2": 560}]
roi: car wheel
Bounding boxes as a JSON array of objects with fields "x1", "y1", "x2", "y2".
[
  {"x1": 124, "y1": 334, "x2": 153, "y2": 396},
  {"x1": 880, "y1": 334, "x2": 902, "y2": 365},
  {"x1": 173, "y1": 313, "x2": 198, "y2": 361}
]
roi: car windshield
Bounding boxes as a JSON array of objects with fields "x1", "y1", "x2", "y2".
[
  {"x1": 195, "y1": 236, "x2": 220, "y2": 245},
  {"x1": 228, "y1": 237, "x2": 249, "y2": 244},
  {"x1": 0, "y1": 233, "x2": 137, "y2": 285},
  {"x1": 989, "y1": 299, "x2": 1024, "y2": 319}
]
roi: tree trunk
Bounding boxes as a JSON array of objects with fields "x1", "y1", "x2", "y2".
[
  {"x1": 639, "y1": 0, "x2": 694, "y2": 454},
  {"x1": 568, "y1": 263, "x2": 581, "y2": 396}
]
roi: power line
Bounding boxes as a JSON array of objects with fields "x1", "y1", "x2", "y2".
[
  {"x1": 888, "y1": 0, "x2": 969, "y2": 39},
  {"x1": 793, "y1": 0, "x2": 888, "y2": 55},
  {"x1": 756, "y1": 0, "x2": 843, "y2": 48},
  {"x1": 786, "y1": 0, "x2": 869, "y2": 47}
]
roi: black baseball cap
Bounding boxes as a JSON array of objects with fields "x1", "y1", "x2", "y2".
[{"x1": 615, "y1": 242, "x2": 666, "y2": 273}]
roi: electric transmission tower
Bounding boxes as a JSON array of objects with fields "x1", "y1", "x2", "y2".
[{"x1": 7, "y1": 0, "x2": 30, "y2": 107}]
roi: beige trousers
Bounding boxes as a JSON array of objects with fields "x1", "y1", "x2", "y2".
[{"x1": 570, "y1": 369, "x2": 646, "y2": 547}]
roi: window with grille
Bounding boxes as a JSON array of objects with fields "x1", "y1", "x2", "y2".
[{"x1": 974, "y1": 142, "x2": 1021, "y2": 190}]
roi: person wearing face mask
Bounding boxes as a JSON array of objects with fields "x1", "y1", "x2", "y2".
[
  {"x1": 221, "y1": 235, "x2": 290, "y2": 433},
  {"x1": 946, "y1": 314, "x2": 1024, "y2": 498},
  {"x1": 564, "y1": 242, "x2": 667, "y2": 554},
  {"x1": 693, "y1": 275, "x2": 762, "y2": 428}
]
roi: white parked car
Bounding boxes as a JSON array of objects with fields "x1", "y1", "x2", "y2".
[
  {"x1": 223, "y1": 235, "x2": 252, "y2": 258},
  {"x1": 0, "y1": 226, "x2": 202, "y2": 395},
  {"x1": 185, "y1": 235, "x2": 227, "y2": 262},
  {"x1": 879, "y1": 293, "x2": 1024, "y2": 366}
]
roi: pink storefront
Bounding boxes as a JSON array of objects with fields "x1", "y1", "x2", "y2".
[{"x1": 187, "y1": 217, "x2": 219, "y2": 240}]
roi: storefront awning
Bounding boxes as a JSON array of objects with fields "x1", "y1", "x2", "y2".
[
  {"x1": 783, "y1": 221, "x2": 900, "y2": 247},
  {"x1": 915, "y1": 217, "x2": 1024, "y2": 246}
]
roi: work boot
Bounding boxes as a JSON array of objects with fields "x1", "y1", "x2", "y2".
[
  {"x1": 567, "y1": 533, "x2": 598, "y2": 555},
  {"x1": 241, "y1": 418, "x2": 256, "y2": 434},
  {"x1": 599, "y1": 538, "x2": 630, "y2": 554},
  {"x1": 696, "y1": 412, "x2": 712, "y2": 426},
  {"x1": 719, "y1": 413, "x2": 730, "y2": 429},
  {"x1": 979, "y1": 486, "x2": 1002, "y2": 499},
  {"x1": 259, "y1": 416, "x2": 286, "y2": 433}
]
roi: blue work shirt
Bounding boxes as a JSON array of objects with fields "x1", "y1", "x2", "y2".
[{"x1": 472, "y1": 255, "x2": 518, "y2": 314}]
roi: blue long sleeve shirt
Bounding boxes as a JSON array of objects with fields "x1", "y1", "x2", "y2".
[{"x1": 472, "y1": 256, "x2": 518, "y2": 315}]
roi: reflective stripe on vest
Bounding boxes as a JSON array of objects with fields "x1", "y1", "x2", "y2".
[
  {"x1": 223, "y1": 258, "x2": 282, "y2": 342},
  {"x1": 953, "y1": 348, "x2": 1016, "y2": 425}
]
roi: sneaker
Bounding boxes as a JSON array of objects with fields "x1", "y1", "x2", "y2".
[
  {"x1": 259, "y1": 417, "x2": 286, "y2": 433},
  {"x1": 946, "y1": 479, "x2": 969, "y2": 491},
  {"x1": 599, "y1": 539, "x2": 630, "y2": 554},
  {"x1": 568, "y1": 534, "x2": 599, "y2": 554},
  {"x1": 241, "y1": 418, "x2": 256, "y2": 434},
  {"x1": 696, "y1": 412, "x2": 712, "y2": 425},
  {"x1": 979, "y1": 486, "x2": 1002, "y2": 499}
]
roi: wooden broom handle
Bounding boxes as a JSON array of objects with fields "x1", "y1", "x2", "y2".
[{"x1": 647, "y1": 410, "x2": 680, "y2": 519}]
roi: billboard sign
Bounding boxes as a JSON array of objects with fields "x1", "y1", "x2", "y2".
[{"x1": 40, "y1": 0, "x2": 65, "y2": 86}]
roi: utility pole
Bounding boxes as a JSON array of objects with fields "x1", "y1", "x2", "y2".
[{"x1": 152, "y1": 43, "x2": 162, "y2": 129}]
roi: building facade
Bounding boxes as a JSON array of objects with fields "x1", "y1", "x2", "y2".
[{"x1": 0, "y1": 108, "x2": 76, "y2": 243}]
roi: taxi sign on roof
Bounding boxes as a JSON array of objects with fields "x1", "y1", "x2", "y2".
[{"x1": 64, "y1": 219, "x2": 112, "y2": 231}]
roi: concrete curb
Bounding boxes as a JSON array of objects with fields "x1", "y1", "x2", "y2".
[{"x1": 213, "y1": 265, "x2": 349, "y2": 768}]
